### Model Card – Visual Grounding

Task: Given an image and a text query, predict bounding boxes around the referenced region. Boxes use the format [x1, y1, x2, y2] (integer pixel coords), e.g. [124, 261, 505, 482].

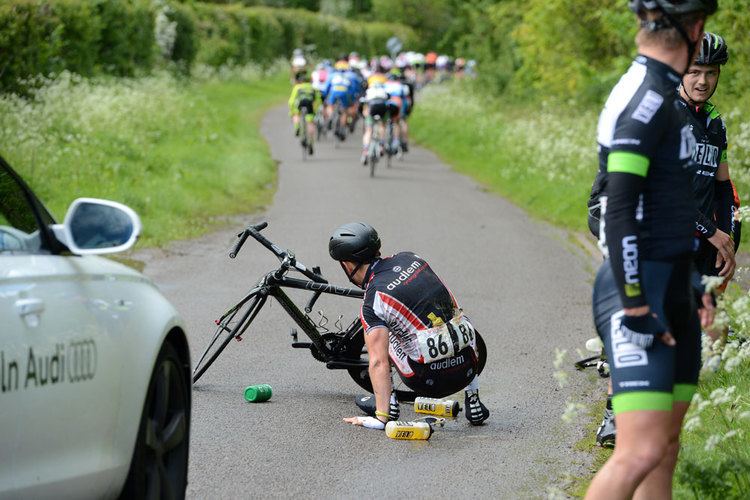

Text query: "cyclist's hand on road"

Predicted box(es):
[708, 229, 735, 277]
[699, 293, 716, 330]
[343, 416, 385, 430]
[619, 312, 673, 348]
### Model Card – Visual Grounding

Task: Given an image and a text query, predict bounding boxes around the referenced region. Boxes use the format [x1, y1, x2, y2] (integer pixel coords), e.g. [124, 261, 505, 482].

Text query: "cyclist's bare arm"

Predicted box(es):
[365, 327, 391, 419]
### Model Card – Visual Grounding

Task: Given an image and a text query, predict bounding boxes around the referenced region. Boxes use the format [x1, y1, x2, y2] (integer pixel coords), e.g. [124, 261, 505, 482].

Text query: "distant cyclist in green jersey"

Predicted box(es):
[586, 1, 717, 499]
[288, 72, 321, 156]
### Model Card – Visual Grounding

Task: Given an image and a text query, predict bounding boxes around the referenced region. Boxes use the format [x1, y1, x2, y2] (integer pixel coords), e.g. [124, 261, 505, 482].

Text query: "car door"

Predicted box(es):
[0, 164, 123, 498]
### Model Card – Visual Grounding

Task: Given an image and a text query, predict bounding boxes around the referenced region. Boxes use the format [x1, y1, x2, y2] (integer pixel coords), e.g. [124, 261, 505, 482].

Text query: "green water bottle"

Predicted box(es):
[244, 384, 272, 402]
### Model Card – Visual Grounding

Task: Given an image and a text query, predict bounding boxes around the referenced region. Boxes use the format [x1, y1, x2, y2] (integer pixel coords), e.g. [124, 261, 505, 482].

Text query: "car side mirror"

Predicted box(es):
[51, 198, 142, 255]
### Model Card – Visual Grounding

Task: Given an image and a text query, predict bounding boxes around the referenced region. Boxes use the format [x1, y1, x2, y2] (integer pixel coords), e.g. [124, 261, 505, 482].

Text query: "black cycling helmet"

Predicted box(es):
[329, 222, 381, 262]
[696, 32, 729, 65]
[628, 0, 717, 16]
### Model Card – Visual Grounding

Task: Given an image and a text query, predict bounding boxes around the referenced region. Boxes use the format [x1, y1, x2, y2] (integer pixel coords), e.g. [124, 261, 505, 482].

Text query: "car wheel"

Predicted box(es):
[120, 341, 190, 500]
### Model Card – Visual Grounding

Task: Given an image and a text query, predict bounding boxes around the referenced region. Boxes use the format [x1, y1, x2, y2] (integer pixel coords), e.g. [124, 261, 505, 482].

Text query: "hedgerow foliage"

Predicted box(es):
[0, 0, 415, 92]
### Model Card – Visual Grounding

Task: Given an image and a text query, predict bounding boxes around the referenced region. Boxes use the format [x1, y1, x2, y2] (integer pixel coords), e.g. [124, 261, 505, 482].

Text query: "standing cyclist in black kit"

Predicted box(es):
[588, 30, 739, 448]
[586, 1, 716, 499]
[678, 31, 740, 325]
[328, 222, 490, 430]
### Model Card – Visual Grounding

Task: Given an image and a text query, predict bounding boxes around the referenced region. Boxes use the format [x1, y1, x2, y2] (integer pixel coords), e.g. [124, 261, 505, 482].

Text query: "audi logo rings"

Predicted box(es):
[66, 339, 97, 382]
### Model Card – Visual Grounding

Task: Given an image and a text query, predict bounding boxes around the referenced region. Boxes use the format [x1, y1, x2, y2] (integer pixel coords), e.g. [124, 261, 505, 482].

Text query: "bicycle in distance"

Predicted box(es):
[192, 221, 488, 401]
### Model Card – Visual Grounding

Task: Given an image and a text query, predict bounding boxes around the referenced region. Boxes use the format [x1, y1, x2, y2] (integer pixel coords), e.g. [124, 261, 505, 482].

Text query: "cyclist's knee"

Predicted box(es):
[610, 440, 669, 481]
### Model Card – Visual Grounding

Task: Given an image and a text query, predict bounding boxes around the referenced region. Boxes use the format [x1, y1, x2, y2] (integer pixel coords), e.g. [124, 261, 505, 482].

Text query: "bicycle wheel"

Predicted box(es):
[385, 122, 393, 168]
[300, 110, 310, 161]
[192, 292, 265, 383]
[368, 140, 377, 178]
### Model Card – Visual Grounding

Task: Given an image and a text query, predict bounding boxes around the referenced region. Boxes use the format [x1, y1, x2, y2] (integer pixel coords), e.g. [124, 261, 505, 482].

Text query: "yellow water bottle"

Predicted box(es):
[414, 397, 460, 417]
[385, 421, 433, 441]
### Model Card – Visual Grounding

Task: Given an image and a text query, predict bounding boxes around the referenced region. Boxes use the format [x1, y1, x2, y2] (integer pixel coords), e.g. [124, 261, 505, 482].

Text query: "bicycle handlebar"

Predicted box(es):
[229, 221, 328, 284]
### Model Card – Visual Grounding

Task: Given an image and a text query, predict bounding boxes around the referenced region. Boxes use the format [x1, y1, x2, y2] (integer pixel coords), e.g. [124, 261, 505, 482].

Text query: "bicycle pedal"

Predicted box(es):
[291, 342, 313, 349]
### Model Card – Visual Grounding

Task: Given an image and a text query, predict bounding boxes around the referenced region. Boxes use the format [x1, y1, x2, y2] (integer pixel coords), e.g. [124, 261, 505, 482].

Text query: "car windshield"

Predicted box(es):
[0, 165, 43, 253]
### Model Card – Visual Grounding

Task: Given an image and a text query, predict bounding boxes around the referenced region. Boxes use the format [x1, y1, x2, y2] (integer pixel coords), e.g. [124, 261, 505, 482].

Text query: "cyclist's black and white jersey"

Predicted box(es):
[360, 252, 460, 376]
[595, 55, 697, 308]
[677, 98, 728, 221]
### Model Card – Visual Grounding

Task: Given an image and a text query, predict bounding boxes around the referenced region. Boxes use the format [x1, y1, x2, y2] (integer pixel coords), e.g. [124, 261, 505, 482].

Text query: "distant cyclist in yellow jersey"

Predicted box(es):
[288, 72, 321, 155]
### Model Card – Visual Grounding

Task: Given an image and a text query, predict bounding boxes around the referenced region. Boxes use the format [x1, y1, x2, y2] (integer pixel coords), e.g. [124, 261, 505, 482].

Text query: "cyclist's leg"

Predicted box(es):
[400, 102, 410, 151]
[362, 105, 373, 163]
[362, 104, 372, 147]
[304, 110, 315, 153]
[587, 261, 687, 499]
[339, 96, 349, 131]
[292, 111, 301, 136]
[634, 260, 699, 499]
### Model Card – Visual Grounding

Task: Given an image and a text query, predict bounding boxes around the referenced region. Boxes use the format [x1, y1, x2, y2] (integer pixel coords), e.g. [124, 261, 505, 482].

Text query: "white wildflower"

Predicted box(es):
[683, 415, 701, 432]
[709, 386, 736, 405]
[553, 370, 569, 388]
[561, 402, 587, 424]
[704, 434, 721, 452]
[154, 4, 177, 60]
[703, 354, 722, 373]
[701, 275, 726, 294]
[553, 348, 567, 370]
[722, 429, 739, 441]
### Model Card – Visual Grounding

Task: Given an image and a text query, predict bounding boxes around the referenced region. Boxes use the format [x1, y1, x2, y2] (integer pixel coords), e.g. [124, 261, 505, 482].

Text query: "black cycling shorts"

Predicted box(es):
[368, 100, 387, 120]
[297, 98, 313, 116]
[593, 259, 700, 414]
[386, 101, 400, 119]
[399, 346, 477, 398]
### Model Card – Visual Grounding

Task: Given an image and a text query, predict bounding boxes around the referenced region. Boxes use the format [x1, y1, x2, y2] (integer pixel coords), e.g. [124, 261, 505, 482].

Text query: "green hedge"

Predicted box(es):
[0, 0, 415, 92]
[0, 0, 158, 90]
[191, 4, 416, 67]
[445, 0, 750, 104]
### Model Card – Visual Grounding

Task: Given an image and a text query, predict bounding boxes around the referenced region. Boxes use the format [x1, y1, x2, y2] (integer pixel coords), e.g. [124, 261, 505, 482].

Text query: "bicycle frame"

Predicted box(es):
[253, 274, 363, 357]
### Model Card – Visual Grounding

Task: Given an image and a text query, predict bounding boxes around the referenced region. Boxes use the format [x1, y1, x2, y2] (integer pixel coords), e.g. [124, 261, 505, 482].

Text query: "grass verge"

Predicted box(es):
[0, 68, 288, 246]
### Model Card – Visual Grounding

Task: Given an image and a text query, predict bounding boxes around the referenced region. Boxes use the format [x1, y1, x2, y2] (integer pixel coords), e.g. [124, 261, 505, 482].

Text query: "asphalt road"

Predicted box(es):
[136, 106, 598, 498]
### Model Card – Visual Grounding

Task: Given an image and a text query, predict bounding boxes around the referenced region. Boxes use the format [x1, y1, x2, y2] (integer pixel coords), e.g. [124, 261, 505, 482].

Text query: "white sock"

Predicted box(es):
[464, 375, 480, 393]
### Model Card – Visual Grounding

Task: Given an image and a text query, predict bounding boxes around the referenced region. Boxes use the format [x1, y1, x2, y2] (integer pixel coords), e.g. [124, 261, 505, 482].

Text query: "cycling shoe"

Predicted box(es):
[355, 394, 399, 420]
[355, 394, 376, 416]
[465, 390, 490, 425]
[596, 407, 616, 447]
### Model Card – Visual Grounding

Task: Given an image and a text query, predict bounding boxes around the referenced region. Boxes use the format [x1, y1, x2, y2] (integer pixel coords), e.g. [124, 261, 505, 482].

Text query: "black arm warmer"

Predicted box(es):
[714, 179, 734, 235]
[695, 209, 717, 238]
[605, 171, 647, 309]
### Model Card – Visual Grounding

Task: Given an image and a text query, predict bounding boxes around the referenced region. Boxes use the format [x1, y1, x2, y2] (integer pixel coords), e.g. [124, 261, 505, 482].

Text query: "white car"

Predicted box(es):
[0, 156, 191, 499]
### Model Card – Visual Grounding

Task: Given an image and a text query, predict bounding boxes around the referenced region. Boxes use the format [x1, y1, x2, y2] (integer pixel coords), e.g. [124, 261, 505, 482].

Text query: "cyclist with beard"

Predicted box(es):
[329, 222, 490, 430]
[586, 1, 716, 498]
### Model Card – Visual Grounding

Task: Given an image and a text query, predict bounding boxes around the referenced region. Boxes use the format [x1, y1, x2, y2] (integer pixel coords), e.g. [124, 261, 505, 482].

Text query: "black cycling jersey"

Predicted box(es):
[678, 98, 730, 233]
[360, 252, 459, 376]
[595, 55, 698, 308]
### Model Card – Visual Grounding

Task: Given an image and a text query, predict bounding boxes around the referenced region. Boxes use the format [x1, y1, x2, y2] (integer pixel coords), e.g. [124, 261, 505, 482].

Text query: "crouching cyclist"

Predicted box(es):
[329, 222, 490, 430]
[288, 72, 321, 155]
